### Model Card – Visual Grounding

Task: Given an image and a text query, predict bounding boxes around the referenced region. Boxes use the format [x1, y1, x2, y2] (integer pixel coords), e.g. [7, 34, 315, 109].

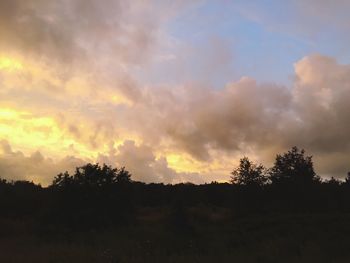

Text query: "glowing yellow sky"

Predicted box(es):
[0, 58, 23, 71]
[0, 105, 222, 173]
[0, 107, 91, 157]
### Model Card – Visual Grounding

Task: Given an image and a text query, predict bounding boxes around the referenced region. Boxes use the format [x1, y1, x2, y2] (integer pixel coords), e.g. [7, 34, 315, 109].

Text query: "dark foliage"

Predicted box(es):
[45, 163, 134, 229]
[230, 157, 267, 186]
[0, 147, 349, 227]
[52, 163, 131, 189]
[269, 146, 320, 186]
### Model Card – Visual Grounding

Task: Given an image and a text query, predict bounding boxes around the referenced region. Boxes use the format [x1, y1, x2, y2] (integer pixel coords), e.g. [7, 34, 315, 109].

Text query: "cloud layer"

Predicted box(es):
[0, 1, 350, 184]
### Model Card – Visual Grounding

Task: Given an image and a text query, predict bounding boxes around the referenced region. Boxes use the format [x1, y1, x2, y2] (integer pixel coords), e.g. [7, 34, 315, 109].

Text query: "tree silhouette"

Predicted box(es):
[73, 163, 118, 187]
[326, 176, 341, 186]
[269, 146, 319, 186]
[345, 172, 350, 185]
[49, 163, 134, 228]
[116, 167, 132, 184]
[52, 171, 72, 188]
[230, 157, 267, 186]
[51, 163, 131, 189]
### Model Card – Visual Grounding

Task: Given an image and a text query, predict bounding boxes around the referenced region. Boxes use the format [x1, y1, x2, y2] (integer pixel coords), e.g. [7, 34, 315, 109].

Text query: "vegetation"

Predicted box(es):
[230, 156, 267, 186]
[269, 146, 320, 185]
[1, 146, 350, 262]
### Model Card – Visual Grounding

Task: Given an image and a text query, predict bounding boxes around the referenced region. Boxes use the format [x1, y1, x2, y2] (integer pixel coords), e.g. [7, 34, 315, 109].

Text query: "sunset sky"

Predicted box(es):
[1, 0, 350, 185]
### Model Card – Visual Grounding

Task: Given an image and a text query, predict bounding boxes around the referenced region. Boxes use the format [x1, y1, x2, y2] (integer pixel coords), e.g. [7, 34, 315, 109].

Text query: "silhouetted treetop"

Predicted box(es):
[326, 176, 341, 186]
[230, 157, 267, 186]
[51, 163, 131, 189]
[115, 167, 132, 184]
[269, 146, 319, 185]
[345, 172, 350, 185]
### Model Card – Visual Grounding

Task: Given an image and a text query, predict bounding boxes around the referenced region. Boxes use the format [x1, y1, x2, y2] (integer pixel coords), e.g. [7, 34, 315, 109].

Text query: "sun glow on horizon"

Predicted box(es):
[0, 107, 100, 159]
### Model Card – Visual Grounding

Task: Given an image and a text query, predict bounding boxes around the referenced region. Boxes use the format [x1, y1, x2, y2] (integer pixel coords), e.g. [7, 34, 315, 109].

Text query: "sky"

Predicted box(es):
[1, 0, 350, 185]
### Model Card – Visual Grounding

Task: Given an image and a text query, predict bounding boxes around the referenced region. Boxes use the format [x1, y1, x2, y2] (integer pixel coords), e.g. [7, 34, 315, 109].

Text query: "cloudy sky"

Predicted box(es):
[1, 0, 350, 185]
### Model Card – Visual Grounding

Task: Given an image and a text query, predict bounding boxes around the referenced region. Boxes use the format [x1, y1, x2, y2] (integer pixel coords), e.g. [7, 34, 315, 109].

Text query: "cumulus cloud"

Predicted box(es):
[0, 0, 157, 65]
[123, 77, 291, 160]
[289, 55, 350, 152]
[289, 55, 350, 176]
[1, 54, 350, 182]
[98, 140, 203, 184]
[0, 140, 85, 185]
[117, 54, 350, 178]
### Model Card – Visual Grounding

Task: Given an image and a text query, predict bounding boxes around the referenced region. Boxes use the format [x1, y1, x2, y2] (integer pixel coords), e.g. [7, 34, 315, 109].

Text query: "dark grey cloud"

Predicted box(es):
[125, 77, 292, 161]
[0, 0, 156, 65]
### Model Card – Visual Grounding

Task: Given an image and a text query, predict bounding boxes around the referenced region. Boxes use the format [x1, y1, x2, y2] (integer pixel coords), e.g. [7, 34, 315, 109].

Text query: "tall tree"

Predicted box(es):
[230, 157, 267, 186]
[269, 146, 319, 185]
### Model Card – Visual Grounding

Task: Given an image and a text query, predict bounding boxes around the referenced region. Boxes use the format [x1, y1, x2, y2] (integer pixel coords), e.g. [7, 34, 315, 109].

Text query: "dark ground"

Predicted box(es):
[2, 208, 350, 263]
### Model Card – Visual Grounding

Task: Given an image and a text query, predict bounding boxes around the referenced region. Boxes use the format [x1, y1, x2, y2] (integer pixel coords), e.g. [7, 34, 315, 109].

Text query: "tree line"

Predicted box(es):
[231, 146, 321, 186]
[0, 146, 350, 230]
